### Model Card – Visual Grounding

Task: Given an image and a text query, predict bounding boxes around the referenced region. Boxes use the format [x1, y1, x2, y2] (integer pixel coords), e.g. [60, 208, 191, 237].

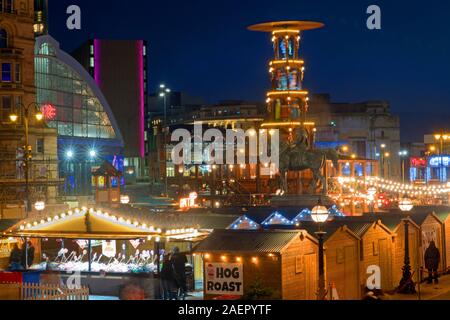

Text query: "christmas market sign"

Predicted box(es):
[205, 263, 243, 296]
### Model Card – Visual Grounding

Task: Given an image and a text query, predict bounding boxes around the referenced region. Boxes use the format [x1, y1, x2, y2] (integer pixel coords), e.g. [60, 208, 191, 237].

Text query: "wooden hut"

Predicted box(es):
[340, 220, 395, 292]
[193, 229, 320, 300]
[428, 207, 450, 273]
[376, 215, 421, 286]
[300, 221, 361, 300]
[390, 208, 446, 276]
[92, 162, 122, 207]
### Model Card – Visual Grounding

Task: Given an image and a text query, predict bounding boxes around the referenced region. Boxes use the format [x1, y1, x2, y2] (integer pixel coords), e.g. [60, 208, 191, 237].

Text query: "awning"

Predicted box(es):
[2, 207, 205, 241]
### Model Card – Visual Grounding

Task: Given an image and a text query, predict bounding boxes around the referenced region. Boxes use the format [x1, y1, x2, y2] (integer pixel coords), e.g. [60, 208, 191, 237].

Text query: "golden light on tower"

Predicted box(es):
[248, 21, 324, 130]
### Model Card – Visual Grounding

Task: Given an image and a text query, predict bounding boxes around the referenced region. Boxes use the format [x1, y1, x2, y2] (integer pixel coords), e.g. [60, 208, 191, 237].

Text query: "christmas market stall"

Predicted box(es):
[298, 221, 362, 300]
[374, 215, 421, 287]
[333, 220, 395, 292]
[434, 207, 450, 272]
[392, 208, 446, 276]
[193, 229, 320, 300]
[1, 207, 210, 297]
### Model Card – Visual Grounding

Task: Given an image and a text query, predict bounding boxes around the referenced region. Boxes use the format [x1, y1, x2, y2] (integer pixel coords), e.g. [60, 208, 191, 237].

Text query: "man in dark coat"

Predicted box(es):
[170, 247, 188, 300]
[21, 241, 35, 269]
[424, 241, 441, 284]
[8, 244, 23, 271]
[160, 254, 176, 300]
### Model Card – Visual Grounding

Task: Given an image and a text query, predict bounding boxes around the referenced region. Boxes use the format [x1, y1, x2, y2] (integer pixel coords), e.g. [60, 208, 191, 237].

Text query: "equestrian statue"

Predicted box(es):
[277, 128, 339, 195]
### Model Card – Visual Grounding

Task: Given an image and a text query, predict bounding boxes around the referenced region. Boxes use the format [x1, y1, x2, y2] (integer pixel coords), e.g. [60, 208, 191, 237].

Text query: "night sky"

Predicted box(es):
[47, 0, 450, 141]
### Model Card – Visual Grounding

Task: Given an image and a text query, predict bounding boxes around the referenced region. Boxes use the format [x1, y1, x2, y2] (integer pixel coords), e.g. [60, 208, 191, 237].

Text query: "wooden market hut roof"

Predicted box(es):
[193, 229, 316, 254]
[92, 161, 122, 177]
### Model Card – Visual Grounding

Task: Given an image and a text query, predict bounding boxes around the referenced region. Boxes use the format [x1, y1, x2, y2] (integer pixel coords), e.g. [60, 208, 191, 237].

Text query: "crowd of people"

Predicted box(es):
[160, 246, 188, 300]
[8, 241, 35, 271]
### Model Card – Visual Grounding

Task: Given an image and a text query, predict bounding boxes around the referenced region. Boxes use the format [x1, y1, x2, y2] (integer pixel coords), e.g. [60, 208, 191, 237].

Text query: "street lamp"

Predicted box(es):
[434, 133, 448, 182]
[9, 102, 44, 216]
[399, 150, 409, 184]
[159, 84, 171, 198]
[34, 201, 45, 212]
[398, 197, 416, 294]
[311, 198, 330, 300]
[120, 195, 130, 205]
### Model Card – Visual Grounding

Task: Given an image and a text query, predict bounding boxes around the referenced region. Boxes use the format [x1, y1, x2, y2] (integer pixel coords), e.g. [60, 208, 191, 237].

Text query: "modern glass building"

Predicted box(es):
[35, 35, 124, 196]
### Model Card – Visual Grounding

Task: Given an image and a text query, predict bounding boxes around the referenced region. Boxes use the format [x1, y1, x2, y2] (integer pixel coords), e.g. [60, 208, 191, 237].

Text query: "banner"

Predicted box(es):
[205, 262, 243, 296]
[102, 240, 117, 258]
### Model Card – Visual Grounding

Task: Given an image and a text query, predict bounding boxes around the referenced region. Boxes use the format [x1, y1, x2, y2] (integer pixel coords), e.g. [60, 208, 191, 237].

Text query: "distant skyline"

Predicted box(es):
[47, 0, 450, 141]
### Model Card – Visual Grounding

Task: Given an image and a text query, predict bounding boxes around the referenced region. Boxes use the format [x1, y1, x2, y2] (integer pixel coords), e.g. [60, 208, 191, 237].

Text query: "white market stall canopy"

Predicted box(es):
[2, 207, 204, 241]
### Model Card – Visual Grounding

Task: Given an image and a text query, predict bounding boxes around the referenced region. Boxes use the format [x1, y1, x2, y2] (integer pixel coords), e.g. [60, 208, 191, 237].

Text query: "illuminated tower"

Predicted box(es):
[34, 0, 48, 36]
[248, 21, 324, 134]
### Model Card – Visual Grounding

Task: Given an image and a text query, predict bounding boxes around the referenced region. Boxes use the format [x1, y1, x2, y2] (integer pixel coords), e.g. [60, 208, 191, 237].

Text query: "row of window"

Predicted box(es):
[0, 0, 13, 14]
[1, 62, 21, 83]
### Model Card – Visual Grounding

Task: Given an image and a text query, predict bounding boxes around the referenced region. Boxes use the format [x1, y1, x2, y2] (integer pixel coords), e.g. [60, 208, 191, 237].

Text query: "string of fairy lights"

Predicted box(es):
[337, 176, 450, 197]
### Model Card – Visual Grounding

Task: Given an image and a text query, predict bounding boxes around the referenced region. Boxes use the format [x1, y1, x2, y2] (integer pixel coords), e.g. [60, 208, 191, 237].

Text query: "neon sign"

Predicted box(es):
[41, 103, 57, 120]
[429, 156, 450, 167]
[180, 192, 198, 209]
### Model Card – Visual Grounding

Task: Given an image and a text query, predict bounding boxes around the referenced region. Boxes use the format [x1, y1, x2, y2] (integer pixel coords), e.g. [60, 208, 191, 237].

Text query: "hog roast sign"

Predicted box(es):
[205, 262, 243, 296]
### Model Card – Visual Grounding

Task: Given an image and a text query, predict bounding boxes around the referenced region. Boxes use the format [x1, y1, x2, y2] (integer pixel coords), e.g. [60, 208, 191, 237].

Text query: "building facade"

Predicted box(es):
[0, 0, 59, 218]
[34, 35, 124, 196]
[72, 39, 148, 181]
[309, 94, 401, 180]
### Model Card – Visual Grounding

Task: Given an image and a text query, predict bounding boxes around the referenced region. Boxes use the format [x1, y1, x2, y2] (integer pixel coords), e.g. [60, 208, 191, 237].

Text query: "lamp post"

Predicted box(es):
[398, 197, 416, 294]
[311, 198, 330, 300]
[399, 150, 409, 184]
[10, 102, 44, 216]
[380, 144, 386, 178]
[434, 133, 448, 182]
[159, 85, 171, 198]
[367, 187, 377, 214]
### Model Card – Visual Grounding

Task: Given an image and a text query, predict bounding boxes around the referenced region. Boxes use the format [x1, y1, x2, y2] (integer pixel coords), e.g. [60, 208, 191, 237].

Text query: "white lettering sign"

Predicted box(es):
[205, 263, 243, 296]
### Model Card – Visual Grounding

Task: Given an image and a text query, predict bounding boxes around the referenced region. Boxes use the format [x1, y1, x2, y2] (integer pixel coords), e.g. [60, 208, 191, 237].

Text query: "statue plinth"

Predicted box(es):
[270, 195, 335, 207]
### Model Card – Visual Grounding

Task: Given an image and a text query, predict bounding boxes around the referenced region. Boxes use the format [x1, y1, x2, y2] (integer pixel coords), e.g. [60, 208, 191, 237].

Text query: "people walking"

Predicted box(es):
[424, 241, 441, 284]
[160, 254, 176, 300]
[170, 247, 188, 300]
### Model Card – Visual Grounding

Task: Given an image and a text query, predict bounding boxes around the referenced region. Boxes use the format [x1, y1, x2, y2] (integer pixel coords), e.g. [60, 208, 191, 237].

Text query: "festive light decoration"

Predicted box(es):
[337, 176, 450, 197]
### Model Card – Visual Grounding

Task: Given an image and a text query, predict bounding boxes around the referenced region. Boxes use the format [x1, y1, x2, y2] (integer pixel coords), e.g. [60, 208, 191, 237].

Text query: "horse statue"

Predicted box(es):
[277, 128, 339, 195]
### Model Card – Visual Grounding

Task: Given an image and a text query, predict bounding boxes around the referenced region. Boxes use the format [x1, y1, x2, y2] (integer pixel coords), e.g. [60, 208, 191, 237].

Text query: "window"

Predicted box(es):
[89, 57, 94, 68]
[5, 0, 12, 13]
[90, 45, 94, 55]
[2, 63, 12, 82]
[36, 138, 45, 154]
[0, 28, 7, 48]
[15, 64, 20, 83]
[1, 95, 11, 122]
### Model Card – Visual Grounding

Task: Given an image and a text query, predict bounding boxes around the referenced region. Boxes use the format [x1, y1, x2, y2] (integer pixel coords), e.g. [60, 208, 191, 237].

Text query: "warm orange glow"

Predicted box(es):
[35, 112, 44, 121]
[236, 257, 242, 262]
[204, 254, 210, 259]
[252, 257, 258, 264]
[9, 114, 18, 122]
[270, 59, 304, 66]
[272, 30, 301, 35]
[267, 90, 308, 97]
[261, 122, 315, 128]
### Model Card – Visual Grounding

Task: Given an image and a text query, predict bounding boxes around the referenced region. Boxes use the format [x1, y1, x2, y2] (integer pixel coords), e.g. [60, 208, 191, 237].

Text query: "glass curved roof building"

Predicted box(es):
[35, 35, 124, 195]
